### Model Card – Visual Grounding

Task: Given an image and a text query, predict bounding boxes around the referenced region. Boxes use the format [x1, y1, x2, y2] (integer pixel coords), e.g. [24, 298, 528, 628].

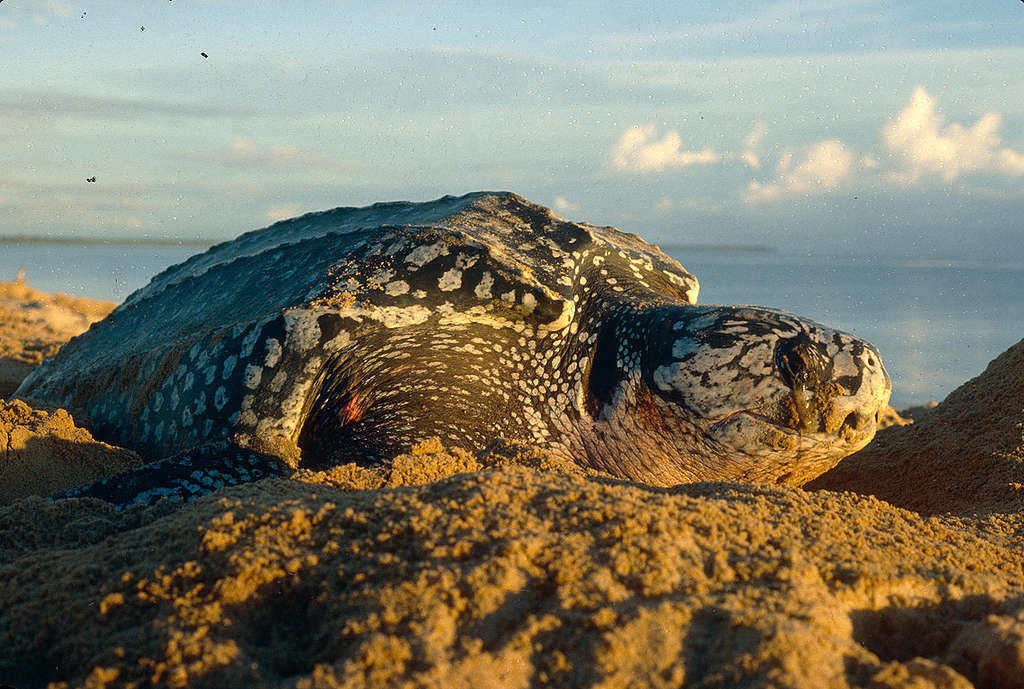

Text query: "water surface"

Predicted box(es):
[3, 242, 1020, 409]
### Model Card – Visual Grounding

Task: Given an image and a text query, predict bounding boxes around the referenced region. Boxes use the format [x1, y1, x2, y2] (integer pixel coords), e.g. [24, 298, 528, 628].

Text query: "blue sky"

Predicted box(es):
[3, 1, 1023, 257]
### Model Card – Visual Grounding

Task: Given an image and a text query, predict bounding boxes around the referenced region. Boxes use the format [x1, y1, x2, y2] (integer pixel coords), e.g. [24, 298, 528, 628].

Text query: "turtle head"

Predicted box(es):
[581, 304, 891, 485]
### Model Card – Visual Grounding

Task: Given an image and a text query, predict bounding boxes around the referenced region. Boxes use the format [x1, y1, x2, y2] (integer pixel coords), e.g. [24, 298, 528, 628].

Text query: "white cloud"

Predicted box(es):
[553, 196, 581, 214]
[41, 0, 72, 13]
[611, 122, 763, 174]
[186, 137, 353, 172]
[231, 136, 255, 154]
[745, 139, 855, 202]
[231, 137, 299, 162]
[265, 204, 301, 223]
[0, 1, 72, 28]
[883, 86, 1024, 183]
[745, 122, 768, 150]
[611, 125, 719, 173]
[744, 87, 1024, 202]
[269, 144, 300, 158]
[740, 151, 760, 169]
[739, 122, 768, 169]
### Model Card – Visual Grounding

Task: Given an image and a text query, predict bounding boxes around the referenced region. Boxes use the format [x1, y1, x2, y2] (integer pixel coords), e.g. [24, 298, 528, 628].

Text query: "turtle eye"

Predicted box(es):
[774, 336, 813, 390]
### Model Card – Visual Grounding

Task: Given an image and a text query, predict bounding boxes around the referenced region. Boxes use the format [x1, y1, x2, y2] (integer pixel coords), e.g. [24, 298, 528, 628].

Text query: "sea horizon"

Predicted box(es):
[3, 241, 1021, 411]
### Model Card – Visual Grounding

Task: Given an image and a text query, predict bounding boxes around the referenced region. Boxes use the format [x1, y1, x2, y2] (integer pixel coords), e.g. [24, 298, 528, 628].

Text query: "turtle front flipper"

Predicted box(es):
[56, 441, 292, 509]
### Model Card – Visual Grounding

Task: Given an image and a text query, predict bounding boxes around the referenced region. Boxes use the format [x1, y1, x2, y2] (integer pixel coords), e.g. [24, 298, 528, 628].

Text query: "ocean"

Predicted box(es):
[3, 242, 1021, 410]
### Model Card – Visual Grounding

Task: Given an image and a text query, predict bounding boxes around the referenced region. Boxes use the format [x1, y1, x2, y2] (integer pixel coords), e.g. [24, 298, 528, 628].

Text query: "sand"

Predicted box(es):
[1, 281, 1023, 689]
[0, 280, 115, 399]
[0, 400, 143, 504]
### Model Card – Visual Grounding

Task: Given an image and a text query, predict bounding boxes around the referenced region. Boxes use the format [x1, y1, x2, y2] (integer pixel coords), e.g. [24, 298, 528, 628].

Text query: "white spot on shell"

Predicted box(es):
[264, 338, 282, 367]
[475, 271, 494, 299]
[243, 364, 263, 390]
[833, 351, 857, 377]
[438, 268, 462, 291]
[652, 363, 683, 392]
[405, 241, 449, 267]
[284, 310, 322, 353]
[385, 280, 410, 296]
[672, 338, 699, 359]
[269, 370, 288, 392]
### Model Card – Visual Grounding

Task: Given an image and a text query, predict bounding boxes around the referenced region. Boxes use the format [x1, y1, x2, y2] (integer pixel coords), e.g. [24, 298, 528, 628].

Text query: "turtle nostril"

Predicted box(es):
[843, 411, 861, 430]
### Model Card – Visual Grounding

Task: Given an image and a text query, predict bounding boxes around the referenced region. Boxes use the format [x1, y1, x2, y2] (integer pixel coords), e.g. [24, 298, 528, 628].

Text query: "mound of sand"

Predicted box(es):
[0, 399, 142, 504]
[0, 280, 116, 399]
[3, 457, 1024, 689]
[1, 285, 1024, 689]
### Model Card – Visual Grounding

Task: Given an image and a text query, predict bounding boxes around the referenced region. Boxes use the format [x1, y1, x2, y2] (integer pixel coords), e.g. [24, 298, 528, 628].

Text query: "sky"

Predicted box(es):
[3, 1, 1024, 258]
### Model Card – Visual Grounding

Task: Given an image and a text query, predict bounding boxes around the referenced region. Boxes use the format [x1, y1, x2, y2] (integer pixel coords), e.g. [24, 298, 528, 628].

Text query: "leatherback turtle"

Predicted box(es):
[16, 192, 890, 507]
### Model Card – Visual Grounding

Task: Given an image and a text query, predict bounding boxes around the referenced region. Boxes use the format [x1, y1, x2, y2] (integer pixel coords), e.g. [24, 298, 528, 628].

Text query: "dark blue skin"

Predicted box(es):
[61, 443, 289, 505]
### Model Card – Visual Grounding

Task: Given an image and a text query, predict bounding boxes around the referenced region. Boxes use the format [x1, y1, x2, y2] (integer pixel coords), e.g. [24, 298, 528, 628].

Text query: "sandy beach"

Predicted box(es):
[1, 281, 1023, 689]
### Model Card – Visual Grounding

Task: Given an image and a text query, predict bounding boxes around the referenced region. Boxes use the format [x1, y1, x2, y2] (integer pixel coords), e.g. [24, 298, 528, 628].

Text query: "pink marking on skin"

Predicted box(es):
[338, 394, 367, 425]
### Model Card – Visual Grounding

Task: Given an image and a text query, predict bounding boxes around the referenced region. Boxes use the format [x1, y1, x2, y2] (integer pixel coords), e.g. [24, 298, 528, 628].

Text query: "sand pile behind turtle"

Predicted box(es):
[809, 337, 1024, 516]
[0, 280, 116, 399]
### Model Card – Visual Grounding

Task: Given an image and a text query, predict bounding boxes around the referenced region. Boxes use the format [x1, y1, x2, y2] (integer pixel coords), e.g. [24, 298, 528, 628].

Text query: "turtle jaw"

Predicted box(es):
[704, 405, 881, 451]
[700, 384, 891, 485]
